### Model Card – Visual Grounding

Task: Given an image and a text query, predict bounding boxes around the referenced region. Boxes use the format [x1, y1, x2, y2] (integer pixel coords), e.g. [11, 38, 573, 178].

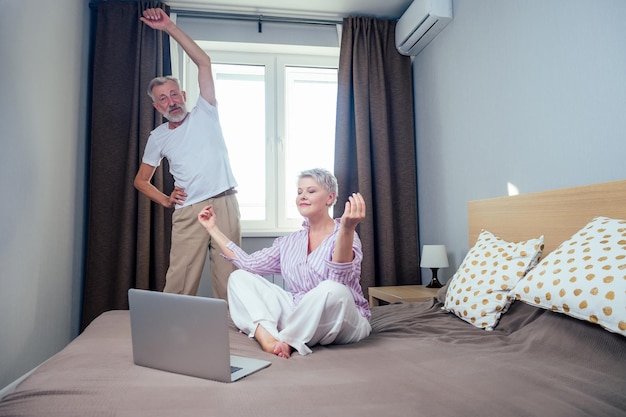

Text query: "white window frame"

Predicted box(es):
[178, 42, 339, 235]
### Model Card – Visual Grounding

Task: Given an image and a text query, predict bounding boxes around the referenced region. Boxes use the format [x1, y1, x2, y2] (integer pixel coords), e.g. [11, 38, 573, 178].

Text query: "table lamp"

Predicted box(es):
[420, 245, 449, 288]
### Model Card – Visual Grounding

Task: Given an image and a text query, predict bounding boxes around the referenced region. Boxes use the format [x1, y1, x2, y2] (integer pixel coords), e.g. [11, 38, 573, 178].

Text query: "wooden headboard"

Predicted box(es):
[468, 179, 626, 256]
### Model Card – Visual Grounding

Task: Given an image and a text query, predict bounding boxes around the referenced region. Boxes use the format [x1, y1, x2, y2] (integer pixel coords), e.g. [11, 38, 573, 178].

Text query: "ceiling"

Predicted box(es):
[166, 0, 414, 21]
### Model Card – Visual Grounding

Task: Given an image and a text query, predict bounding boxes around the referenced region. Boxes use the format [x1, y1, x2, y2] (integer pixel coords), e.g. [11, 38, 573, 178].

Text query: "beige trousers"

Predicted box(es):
[163, 193, 241, 299]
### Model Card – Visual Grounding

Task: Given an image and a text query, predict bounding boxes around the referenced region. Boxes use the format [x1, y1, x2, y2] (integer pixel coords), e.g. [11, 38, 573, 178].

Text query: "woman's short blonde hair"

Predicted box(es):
[298, 168, 338, 206]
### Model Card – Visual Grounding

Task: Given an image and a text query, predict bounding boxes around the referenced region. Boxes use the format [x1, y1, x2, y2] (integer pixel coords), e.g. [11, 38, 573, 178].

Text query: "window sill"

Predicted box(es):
[242, 229, 296, 238]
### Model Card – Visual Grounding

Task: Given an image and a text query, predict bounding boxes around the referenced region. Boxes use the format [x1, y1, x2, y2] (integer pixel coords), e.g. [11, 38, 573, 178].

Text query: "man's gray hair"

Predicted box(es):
[147, 75, 180, 101]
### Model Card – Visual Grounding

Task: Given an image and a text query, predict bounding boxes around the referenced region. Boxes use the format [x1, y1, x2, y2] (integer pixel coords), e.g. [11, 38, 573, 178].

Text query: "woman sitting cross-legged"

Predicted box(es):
[197, 168, 372, 358]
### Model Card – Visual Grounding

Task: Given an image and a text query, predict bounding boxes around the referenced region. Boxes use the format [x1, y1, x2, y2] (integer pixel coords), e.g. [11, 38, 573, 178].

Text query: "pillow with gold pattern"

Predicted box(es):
[444, 230, 544, 330]
[509, 216, 626, 337]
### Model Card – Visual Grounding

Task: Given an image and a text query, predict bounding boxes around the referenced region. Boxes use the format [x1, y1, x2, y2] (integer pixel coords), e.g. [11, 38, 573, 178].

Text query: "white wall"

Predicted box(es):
[414, 0, 626, 281]
[0, 0, 88, 391]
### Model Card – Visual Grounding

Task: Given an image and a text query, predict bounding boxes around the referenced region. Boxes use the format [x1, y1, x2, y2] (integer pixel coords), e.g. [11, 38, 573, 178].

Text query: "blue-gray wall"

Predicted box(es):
[0, 0, 89, 391]
[415, 0, 626, 281]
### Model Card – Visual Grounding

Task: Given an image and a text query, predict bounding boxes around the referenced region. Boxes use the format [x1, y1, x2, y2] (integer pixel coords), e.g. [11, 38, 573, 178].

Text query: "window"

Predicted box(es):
[181, 47, 339, 234]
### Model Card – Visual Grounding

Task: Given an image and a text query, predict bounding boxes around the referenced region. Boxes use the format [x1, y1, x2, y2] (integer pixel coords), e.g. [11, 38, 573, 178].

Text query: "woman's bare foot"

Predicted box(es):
[254, 324, 293, 359]
[273, 341, 292, 358]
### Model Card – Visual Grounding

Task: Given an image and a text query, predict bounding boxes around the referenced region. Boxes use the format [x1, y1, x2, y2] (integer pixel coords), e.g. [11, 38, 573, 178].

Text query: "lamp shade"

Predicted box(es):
[420, 245, 449, 268]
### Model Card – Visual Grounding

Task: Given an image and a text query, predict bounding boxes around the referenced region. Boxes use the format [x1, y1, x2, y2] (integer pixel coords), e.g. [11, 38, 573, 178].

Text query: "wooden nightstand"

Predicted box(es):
[368, 285, 440, 306]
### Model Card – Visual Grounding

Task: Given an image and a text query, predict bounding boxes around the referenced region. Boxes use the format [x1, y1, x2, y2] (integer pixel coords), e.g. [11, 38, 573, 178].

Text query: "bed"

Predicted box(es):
[1, 180, 625, 417]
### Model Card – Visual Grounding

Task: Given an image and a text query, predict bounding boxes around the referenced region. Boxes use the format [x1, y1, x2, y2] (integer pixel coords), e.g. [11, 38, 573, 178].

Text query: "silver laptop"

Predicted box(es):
[128, 288, 271, 382]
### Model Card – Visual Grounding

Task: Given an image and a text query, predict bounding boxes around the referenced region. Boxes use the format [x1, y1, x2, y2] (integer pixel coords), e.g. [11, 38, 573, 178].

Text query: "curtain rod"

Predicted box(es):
[89, 0, 165, 9]
[171, 9, 343, 27]
[87, 2, 343, 28]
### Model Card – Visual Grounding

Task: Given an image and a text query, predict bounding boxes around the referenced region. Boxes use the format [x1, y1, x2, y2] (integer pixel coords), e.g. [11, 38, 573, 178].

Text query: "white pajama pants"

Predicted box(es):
[227, 270, 372, 355]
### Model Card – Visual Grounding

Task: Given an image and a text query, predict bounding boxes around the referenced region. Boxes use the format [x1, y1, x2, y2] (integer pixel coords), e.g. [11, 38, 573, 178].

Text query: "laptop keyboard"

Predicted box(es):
[230, 366, 243, 374]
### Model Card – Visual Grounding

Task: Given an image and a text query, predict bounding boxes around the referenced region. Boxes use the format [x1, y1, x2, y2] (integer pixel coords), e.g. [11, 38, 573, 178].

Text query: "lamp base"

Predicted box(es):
[425, 268, 443, 288]
[425, 277, 443, 288]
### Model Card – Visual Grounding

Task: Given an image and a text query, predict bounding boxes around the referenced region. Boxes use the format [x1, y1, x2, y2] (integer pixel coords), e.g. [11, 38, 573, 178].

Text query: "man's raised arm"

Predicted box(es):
[140, 8, 216, 105]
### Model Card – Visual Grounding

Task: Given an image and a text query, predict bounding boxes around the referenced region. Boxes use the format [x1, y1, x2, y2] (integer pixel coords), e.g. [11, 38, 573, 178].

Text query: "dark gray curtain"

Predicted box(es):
[82, 0, 172, 330]
[334, 17, 420, 296]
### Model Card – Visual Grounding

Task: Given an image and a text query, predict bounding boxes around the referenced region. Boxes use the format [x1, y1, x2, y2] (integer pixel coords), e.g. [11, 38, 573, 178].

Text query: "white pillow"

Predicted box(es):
[444, 230, 544, 330]
[509, 216, 626, 337]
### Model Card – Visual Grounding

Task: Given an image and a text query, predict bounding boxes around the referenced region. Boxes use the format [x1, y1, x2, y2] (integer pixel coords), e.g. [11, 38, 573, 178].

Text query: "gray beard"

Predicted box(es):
[163, 104, 188, 123]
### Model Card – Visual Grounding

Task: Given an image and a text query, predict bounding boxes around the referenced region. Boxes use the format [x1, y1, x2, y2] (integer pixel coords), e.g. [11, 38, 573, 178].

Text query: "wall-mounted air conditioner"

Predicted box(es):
[395, 0, 453, 56]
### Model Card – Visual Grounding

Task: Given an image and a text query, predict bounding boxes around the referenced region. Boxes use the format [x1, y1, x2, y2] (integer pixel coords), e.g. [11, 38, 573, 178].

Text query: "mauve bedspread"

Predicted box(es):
[1, 299, 625, 417]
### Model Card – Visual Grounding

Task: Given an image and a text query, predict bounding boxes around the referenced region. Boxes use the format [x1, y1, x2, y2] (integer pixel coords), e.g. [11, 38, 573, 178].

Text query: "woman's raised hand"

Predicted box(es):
[197, 205, 217, 232]
[340, 192, 366, 230]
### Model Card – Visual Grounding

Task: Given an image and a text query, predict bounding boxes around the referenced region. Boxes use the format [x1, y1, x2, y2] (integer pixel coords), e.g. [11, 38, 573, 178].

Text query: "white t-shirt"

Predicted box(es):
[142, 96, 237, 208]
